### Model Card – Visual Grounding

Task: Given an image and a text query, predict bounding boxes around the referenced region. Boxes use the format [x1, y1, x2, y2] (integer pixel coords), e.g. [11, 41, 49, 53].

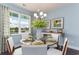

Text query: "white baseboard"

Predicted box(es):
[68, 45, 79, 50]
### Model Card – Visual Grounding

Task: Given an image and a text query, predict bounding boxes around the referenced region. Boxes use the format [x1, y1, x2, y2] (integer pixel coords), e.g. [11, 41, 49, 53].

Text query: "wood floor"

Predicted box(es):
[57, 46, 79, 55]
[66, 48, 79, 55]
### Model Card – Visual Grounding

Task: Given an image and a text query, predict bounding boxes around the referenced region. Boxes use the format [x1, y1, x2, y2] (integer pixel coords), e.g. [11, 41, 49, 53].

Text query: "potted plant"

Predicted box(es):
[32, 19, 47, 39]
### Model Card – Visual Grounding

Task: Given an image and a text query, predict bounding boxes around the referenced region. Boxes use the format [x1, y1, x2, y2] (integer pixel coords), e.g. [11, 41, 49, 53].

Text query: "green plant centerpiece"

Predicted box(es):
[32, 19, 47, 39]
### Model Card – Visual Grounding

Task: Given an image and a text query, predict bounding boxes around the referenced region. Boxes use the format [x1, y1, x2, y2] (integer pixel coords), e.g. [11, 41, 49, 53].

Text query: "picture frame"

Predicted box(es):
[51, 17, 64, 29]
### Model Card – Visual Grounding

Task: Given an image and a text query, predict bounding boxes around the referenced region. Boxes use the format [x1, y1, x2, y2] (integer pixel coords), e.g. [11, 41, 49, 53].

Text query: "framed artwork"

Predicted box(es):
[51, 17, 64, 29]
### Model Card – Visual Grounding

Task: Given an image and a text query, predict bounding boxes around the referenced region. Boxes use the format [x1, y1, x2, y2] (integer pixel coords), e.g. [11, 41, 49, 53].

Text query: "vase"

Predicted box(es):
[36, 29, 42, 40]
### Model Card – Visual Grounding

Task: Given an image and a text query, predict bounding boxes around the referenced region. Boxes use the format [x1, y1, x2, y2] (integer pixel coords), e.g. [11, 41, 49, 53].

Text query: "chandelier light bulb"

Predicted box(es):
[40, 11, 43, 16]
[44, 13, 47, 17]
[34, 13, 37, 17]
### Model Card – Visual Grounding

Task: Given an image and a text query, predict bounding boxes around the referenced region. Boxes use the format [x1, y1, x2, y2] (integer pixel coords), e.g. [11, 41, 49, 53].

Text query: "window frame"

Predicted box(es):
[9, 10, 31, 35]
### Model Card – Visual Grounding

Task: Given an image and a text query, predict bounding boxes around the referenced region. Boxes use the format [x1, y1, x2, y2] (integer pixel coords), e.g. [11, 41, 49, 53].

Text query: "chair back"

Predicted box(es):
[22, 45, 47, 55]
[6, 37, 14, 54]
[62, 37, 68, 55]
[51, 34, 59, 41]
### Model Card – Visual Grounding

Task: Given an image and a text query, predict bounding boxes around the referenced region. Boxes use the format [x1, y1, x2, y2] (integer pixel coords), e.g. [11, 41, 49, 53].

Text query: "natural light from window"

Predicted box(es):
[9, 11, 31, 34]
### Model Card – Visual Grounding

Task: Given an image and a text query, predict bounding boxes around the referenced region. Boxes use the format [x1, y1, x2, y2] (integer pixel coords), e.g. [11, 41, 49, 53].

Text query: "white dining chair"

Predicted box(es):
[6, 37, 22, 55]
[47, 37, 68, 55]
[46, 33, 59, 48]
[11, 35, 22, 48]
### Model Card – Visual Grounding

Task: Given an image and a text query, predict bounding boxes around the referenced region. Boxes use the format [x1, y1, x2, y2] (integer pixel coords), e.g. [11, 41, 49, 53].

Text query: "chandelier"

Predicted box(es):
[34, 9, 47, 19]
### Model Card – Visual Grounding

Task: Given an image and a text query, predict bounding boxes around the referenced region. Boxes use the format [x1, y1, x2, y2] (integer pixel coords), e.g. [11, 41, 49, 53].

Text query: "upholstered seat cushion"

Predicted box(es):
[14, 43, 21, 48]
[47, 48, 62, 55]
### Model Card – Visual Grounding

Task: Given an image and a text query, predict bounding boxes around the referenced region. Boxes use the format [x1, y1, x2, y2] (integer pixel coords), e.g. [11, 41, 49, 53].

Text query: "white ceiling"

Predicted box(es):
[16, 3, 68, 12]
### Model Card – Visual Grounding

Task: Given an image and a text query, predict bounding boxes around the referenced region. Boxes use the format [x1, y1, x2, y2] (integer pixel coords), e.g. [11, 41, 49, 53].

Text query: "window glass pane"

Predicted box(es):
[20, 15, 30, 33]
[10, 12, 18, 17]
[10, 12, 19, 34]
[21, 15, 29, 19]
[10, 27, 19, 34]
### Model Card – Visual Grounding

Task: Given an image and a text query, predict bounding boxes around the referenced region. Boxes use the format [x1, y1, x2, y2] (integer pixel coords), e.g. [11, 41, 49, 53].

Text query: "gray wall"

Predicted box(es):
[47, 4, 79, 50]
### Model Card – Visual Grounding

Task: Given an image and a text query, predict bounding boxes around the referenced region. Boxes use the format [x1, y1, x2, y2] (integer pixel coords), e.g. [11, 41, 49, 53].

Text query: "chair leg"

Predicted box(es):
[57, 35, 60, 49]
[57, 42, 59, 49]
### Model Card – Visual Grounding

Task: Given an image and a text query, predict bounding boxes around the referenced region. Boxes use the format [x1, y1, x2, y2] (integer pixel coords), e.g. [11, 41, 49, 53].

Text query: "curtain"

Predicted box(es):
[0, 4, 10, 53]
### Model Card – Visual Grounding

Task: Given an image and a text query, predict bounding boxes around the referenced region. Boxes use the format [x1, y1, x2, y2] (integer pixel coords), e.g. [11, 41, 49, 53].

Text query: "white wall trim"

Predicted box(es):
[68, 45, 79, 50]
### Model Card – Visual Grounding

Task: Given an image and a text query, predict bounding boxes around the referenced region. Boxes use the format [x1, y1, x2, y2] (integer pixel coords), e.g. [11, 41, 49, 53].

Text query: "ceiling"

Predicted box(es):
[16, 3, 68, 12]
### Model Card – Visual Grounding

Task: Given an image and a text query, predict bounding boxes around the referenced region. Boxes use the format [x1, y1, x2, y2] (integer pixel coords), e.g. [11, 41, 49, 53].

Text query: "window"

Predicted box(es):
[9, 11, 31, 34]
[20, 15, 30, 33]
[10, 12, 19, 34]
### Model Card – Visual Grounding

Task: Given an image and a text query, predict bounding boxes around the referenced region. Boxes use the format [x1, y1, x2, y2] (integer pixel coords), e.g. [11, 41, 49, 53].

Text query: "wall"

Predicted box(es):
[47, 4, 79, 50]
